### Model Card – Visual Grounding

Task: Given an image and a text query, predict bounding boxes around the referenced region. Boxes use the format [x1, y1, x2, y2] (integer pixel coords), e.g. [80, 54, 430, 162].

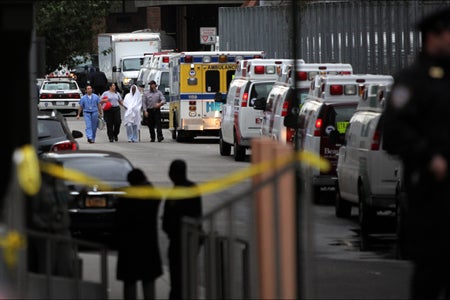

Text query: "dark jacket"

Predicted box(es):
[162, 160, 202, 240]
[115, 185, 162, 281]
[382, 52, 450, 258]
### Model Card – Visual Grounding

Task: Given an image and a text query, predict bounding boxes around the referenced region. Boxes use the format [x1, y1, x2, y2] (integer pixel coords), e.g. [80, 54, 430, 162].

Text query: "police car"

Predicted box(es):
[38, 67, 83, 115]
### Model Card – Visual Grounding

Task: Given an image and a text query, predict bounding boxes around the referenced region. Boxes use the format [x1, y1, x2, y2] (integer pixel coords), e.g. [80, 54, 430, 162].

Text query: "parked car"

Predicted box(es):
[38, 74, 83, 115]
[335, 83, 399, 238]
[39, 150, 135, 242]
[37, 110, 83, 156]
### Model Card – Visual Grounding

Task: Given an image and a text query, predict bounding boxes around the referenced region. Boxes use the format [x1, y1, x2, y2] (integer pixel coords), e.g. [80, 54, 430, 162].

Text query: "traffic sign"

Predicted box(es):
[200, 27, 217, 45]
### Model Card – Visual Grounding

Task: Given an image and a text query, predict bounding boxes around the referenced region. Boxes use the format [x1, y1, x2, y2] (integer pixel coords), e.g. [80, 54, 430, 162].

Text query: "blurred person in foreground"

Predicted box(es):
[115, 168, 162, 299]
[123, 84, 142, 143]
[162, 159, 203, 299]
[382, 7, 450, 300]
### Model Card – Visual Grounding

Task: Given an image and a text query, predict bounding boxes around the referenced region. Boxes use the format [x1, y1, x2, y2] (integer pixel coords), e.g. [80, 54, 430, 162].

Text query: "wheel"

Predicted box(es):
[358, 183, 376, 237]
[219, 132, 231, 156]
[335, 184, 352, 218]
[176, 131, 185, 142]
[234, 134, 246, 161]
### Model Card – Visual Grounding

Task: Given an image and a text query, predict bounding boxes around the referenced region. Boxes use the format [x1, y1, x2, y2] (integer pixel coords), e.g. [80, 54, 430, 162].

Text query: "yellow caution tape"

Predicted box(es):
[0, 230, 26, 268]
[39, 150, 330, 200]
[14, 145, 41, 196]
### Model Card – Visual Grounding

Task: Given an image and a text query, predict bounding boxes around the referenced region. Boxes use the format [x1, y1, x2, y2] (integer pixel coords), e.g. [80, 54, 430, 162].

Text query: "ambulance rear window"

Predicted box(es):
[205, 70, 220, 92]
[323, 104, 357, 134]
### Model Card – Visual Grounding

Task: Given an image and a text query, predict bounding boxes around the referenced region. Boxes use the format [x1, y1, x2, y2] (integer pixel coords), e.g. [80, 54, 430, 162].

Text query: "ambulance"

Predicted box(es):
[297, 74, 394, 202]
[169, 51, 265, 142]
[220, 58, 293, 161]
[254, 61, 353, 145]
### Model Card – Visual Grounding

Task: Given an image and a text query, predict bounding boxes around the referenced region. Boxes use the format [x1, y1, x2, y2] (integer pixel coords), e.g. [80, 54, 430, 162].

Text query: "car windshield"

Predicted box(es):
[37, 119, 65, 139]
[123, 58, 144, 71]
[43, 82, 78, 90]
[60, 157, 133, 182]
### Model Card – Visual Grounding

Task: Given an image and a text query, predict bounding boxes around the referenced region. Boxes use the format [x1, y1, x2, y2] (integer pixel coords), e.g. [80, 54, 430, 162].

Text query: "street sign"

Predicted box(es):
[200, 27, 217, 45]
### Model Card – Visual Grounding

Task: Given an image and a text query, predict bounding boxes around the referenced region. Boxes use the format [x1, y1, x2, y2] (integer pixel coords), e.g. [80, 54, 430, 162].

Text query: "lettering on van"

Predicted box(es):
[206, 102, 222, 113]
[323, 148, 339, 156]
[205, 64, 237, 70]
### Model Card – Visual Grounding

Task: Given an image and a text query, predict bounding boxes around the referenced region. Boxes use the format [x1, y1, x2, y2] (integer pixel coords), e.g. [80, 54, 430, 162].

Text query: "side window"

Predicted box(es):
[227, 85, 237, 105]
[205, 70, 220, 92]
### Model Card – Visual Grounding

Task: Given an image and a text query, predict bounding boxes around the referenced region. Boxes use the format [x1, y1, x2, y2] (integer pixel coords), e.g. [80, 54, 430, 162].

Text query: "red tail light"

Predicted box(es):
[296, 71, 308, 81]
[50, 140, 78, 152]
[371, 130, 381, 150]
[162, 56, 169, 63]
[242, 92, 248, 107]
[341, 71, 352, 75]
[330, 85, 343, 95]
[254, 66, 264, 74]
[314, 118, 322, 136]
[184, 55, 193, 63]
[281, 100, 289, 117]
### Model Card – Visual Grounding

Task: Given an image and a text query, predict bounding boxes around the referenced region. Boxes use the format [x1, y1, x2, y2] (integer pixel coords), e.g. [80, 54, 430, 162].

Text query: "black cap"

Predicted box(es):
[417, 7, 450, 34]
[149, 80, 156, 85]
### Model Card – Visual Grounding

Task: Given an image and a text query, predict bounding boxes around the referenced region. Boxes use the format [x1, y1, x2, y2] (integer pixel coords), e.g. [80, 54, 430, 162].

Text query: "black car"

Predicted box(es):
[37, 110, 83, 155]
[39, 150, 135, 241]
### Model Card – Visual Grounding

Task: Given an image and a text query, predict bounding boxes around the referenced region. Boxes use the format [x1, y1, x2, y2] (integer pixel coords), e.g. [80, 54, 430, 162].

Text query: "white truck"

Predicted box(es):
[97, 32, 162, 95]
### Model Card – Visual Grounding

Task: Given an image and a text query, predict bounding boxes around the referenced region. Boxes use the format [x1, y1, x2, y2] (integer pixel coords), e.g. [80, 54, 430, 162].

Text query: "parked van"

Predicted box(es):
[297, 74, 394, 202]
[220, 58, 292, 161]
[255, 62, 353, 145]
[335, 82, 400, 235]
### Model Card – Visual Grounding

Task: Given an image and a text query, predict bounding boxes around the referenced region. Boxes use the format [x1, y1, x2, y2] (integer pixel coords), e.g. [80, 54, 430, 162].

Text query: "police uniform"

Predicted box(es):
[382, 7, 450, 300]
[142, 81, 166, 142]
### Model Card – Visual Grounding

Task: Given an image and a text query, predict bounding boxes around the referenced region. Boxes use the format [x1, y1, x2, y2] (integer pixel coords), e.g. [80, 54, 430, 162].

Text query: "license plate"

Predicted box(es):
[85, 197, 106, 207]
[56, 101, 65, 106]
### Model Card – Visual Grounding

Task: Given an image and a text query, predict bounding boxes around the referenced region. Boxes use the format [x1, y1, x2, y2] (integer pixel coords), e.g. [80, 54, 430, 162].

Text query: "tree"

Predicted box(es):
[35, 0, 116, 73]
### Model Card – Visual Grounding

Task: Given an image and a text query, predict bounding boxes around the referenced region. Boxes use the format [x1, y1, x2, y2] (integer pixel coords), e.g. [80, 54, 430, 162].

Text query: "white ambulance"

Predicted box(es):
[220, 58, 293, 161]
[335, 82, 400, 235]
[298, 74, 394, 203]
[255, 61, 353, 145]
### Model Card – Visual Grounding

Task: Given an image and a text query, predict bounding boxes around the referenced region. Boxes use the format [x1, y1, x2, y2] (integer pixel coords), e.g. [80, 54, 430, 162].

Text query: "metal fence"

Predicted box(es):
[219, 0, 450, 75]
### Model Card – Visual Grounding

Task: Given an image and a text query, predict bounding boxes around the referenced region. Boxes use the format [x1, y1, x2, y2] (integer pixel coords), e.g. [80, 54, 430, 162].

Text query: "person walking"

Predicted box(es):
[382, 7, 450, 300]
[76, 85, 102, 143]
[115, 168, 162, 300]
[90, 67, 108, 96]
[123, 84, 142, 143]
[162, 159, 203, 300]
[142, 80, 166, 142]
[101, 82, 126, 142]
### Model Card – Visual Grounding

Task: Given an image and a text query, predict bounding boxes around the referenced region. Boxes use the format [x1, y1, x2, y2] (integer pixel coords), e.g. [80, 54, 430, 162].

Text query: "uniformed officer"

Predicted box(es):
[382, 7, 450, 300]
[142, 80, 166, 142]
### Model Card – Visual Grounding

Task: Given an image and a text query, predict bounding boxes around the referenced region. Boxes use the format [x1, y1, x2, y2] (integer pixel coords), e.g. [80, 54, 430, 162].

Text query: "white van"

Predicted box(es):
[220, 58, 292, 161]
[335, 83, 400, 235]
[256, 62, 353, 145]
[297, 74, 394, 202]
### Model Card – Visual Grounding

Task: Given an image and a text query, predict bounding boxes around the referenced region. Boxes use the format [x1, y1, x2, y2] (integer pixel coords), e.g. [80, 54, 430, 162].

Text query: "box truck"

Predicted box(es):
[97, 32, 161, 94]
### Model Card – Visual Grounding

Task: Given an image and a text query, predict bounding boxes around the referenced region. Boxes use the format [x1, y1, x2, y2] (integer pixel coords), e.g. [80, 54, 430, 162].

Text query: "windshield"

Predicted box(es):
[123, 58, 144, 71]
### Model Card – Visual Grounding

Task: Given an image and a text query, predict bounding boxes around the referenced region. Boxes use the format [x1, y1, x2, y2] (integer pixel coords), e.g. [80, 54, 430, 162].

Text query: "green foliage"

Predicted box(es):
[36, 0, 112, 73]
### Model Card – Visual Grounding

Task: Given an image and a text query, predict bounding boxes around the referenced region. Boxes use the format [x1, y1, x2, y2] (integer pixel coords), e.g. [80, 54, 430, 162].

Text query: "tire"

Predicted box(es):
[234, 136, 246, 161]
[335, 184, 352, 218]
[358, 183, 376, 237]
[219, 132, 231, 156]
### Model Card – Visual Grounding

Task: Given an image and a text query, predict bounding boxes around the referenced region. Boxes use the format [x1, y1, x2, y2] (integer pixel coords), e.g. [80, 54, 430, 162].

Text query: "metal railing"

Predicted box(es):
[25, 229, 108, 299]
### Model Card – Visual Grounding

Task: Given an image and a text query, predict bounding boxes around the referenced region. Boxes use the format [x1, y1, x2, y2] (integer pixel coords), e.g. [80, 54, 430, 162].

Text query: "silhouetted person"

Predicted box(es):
[91, 67, 108, 96]
[115, 168, 162, 300]
[382, 7, 450, 300]
[162, 159, 202, 299]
